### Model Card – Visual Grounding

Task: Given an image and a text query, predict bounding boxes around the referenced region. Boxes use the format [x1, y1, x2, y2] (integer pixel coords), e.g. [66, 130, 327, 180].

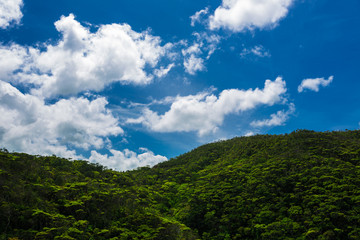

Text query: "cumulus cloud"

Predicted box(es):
[0, 0, 23, 29]
[298, 76, 333, 93]
[5, 14, 172, 98]
[128, 77, 287, 136]
[0, 80, 123, 158]
[240, 45, 271, 58]
[209, 0, 293, 32]
[251, 103, 295, 127]
[89, 148, 167, 171]
[0, 44, 28, 80]
[190, 7, 209, 27]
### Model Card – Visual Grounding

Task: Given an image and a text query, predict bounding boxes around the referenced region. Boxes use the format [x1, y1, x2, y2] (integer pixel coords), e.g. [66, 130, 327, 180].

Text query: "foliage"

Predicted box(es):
[1, 130, 360, 239]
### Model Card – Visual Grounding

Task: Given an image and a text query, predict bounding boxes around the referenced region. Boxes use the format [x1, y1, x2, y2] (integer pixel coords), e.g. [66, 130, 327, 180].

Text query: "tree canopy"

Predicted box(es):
[1, 130, 360, 239]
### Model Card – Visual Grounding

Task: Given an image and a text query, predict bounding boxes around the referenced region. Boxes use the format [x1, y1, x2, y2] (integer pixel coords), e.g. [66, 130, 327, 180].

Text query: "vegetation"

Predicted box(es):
[1, 130, 360, 239]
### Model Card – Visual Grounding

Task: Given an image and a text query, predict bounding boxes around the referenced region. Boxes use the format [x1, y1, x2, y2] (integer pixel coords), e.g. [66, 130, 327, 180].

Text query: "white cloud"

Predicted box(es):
[193, 32, 221, 59]
[0, 44, 28, 81]
[154, 63, 175, 78]
[251, 103, 295, 127]
[190, 7, 209, 27]
[209, 0, 293, 32]
[183, 54, 205, 75]
[245, 131, 255, 137]
[128, 77, 287, 136]
[6, 14, 172, 98]
[182, 43, 202, 56]
[0, 80, 123, 158]
[298, 76, 333, 93]
[0, 0, 23, 29]
[89, 148, 167, 171]
[182, 43, 205, 75]
[240, 45, 271, 58]
[181, 33, 221, 75]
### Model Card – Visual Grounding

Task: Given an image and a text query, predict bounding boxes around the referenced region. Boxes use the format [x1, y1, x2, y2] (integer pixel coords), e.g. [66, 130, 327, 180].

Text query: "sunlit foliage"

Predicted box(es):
[1, 130, 360, 239]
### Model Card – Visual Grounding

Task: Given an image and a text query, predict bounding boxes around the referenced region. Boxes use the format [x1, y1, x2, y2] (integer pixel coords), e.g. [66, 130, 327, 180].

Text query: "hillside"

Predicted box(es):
[1, 130, 360, 239]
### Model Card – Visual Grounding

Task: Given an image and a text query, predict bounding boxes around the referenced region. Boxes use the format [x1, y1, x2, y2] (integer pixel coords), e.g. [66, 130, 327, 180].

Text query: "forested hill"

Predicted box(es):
[1, 130, 360, 239]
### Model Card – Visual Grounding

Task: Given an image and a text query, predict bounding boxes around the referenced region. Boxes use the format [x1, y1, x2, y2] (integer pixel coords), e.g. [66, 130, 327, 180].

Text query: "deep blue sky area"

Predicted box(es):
[0, 0, 359, 170]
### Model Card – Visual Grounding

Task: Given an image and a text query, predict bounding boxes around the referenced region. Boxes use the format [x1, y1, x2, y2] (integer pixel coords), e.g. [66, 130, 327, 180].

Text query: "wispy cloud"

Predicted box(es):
[181, 42, 206, 75]
[251, 103, 295, 127]
[244, 131, 256, 137]
[298, 76, 333, 93]
[154, 63, 175, 78]
[183, 54, 205, 75]
[181, 33, 221, 75]
[240, 45, 271, 58]
[190, 7, 209, 27]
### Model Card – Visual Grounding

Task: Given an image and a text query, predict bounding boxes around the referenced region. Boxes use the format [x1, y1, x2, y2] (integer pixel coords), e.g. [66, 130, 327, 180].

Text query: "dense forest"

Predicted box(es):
[1, 130, 360, 239]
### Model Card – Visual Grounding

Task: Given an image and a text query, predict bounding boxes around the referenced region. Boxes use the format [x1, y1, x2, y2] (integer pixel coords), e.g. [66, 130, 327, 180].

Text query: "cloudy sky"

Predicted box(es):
[0, 0, 359, 171]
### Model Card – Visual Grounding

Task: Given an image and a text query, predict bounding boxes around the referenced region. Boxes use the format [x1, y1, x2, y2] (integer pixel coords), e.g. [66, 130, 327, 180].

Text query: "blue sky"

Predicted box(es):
[0, 0, 359, 170]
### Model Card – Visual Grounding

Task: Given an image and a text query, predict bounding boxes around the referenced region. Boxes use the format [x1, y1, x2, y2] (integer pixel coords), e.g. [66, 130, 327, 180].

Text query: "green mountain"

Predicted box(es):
[1, 130, 360, 239]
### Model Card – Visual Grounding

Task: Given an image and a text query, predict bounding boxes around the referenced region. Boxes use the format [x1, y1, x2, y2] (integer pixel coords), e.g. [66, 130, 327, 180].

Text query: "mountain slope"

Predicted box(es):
[1, 130, 360, 239]
[145, 130, 360, 239]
